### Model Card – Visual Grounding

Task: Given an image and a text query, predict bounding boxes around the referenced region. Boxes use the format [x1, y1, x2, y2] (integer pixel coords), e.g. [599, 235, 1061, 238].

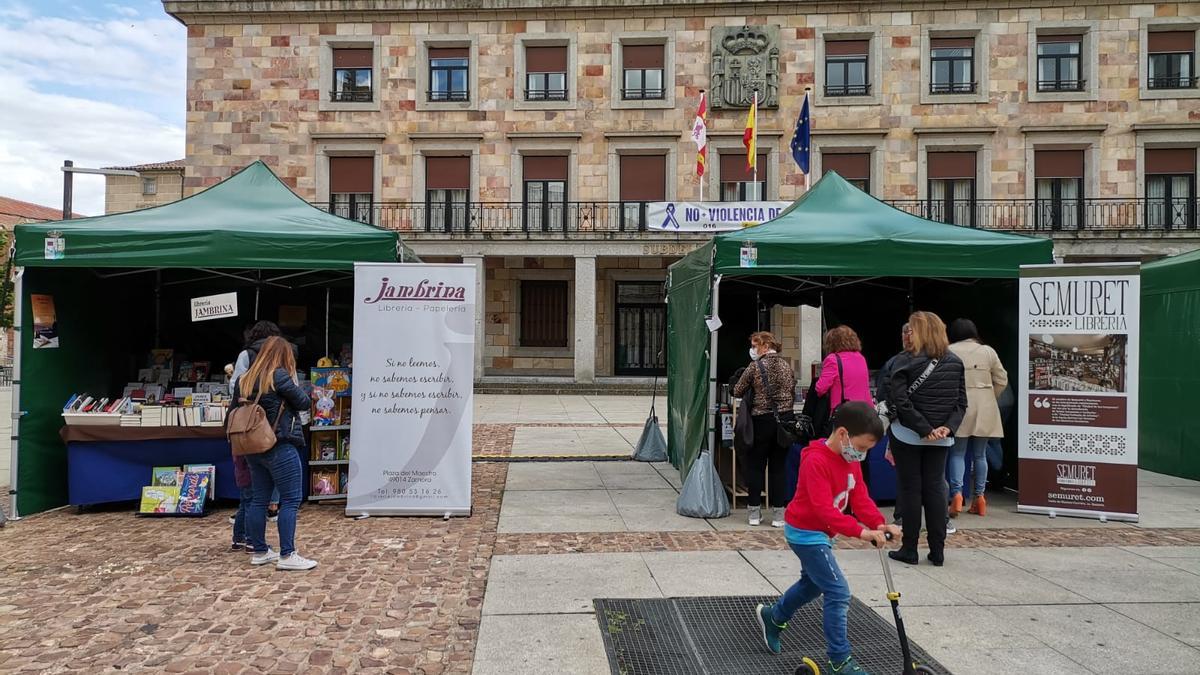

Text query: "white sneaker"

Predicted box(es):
[227, 515, 235, 525]
[748, 506, 762, 526]
[771, 507, 786, 528]
[251, 548, 280, 566]
[946, 519, 957, 535]
[276, 552, 318, 571]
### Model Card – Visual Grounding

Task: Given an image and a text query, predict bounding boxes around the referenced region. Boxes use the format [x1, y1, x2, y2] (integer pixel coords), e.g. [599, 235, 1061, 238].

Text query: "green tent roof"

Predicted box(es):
[14, 161, 407, 269]
[710, 172, 1054, 277]
[1143, 247, 1200, 296]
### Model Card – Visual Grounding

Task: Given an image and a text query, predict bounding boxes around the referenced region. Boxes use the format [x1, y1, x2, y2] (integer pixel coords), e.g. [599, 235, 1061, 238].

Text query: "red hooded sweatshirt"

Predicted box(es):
[784, 438, 885, 540]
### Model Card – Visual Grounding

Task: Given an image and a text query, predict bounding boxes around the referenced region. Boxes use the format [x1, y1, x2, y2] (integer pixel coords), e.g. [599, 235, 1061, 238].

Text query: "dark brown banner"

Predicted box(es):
[1028, 394, 1127, 428]
[1018, 459, 1137, 515]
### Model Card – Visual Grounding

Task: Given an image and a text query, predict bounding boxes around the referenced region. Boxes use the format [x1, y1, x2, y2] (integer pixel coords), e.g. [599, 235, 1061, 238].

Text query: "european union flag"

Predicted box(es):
[790, 93, 811, 175]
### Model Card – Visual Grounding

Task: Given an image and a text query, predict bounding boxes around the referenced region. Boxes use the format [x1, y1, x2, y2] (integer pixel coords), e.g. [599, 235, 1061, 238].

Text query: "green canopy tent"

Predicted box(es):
[1140, 249, 1200, 480]
[666, 172, 1055, 478]
[9, 161, 409, 515]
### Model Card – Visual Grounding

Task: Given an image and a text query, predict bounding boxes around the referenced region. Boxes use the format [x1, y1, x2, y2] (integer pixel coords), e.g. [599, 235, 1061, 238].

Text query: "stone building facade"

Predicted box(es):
[102, 160, 186, 215]
[165, 0, 1200, 383]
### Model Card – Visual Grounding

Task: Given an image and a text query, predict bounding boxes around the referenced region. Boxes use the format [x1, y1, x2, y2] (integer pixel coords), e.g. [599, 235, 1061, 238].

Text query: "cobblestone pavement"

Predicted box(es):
[0, 464, 508, 675]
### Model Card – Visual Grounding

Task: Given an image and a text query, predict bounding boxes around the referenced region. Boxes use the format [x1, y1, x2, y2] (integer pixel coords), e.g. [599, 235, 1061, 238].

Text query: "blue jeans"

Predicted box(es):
[245, 444, 303, 556]
[949, 436, 989, 499]
[232, 486, 254, 544]
[771, 542, 852, 664]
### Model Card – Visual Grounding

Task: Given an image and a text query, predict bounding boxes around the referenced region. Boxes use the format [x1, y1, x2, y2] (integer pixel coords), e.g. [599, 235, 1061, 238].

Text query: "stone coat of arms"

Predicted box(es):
[710, 25, 781, 109]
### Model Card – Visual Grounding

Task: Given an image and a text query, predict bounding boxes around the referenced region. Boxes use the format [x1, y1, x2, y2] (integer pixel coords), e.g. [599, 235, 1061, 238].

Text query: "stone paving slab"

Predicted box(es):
[472, 614, 609, 675]
[482, 553, 660, 615]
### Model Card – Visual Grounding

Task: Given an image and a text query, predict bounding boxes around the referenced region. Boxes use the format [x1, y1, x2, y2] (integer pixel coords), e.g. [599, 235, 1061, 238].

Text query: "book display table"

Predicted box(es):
[60, 427, 239, 507]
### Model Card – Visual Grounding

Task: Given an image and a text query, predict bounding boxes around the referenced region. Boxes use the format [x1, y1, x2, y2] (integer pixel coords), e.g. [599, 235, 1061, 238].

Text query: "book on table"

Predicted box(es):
[139, 486, 180, 514]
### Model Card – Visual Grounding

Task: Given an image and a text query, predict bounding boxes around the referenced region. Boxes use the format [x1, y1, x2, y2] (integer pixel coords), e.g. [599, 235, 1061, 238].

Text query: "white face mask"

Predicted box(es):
[749, 347, 761, 361]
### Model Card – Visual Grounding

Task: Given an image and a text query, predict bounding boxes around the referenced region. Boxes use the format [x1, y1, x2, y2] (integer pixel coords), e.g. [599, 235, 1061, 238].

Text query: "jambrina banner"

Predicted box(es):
[1017, 263, 1140, 522]
[348, 263, 476, 517]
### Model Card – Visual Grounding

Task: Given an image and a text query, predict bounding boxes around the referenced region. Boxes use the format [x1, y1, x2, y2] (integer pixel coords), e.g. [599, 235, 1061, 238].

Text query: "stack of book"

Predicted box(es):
[138, 404, 226, 428]
[140, 464, 215, 515]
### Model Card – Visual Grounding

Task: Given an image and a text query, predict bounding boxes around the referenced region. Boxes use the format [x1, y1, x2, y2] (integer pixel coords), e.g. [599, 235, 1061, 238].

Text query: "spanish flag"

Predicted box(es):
[743, 92, 758, 173]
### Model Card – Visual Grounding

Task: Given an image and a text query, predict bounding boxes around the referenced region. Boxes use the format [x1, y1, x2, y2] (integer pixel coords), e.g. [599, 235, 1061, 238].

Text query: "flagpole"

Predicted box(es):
[701, 91, 707, 204]
[752, 91, 758, 200]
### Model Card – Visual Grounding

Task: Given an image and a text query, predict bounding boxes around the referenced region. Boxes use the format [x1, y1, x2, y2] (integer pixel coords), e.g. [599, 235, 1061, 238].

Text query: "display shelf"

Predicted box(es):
[310, 424, 351, 432]
[309, 460, 349, 466]
[308, 493, 347, 501]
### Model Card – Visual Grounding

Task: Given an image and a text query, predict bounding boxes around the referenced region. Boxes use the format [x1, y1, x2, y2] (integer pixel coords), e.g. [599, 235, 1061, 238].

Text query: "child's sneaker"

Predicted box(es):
[748, 506, 762, 526]
[754, 603, 785, 654]
[829, 655, 870, 673]
[771, 507, 786, 528]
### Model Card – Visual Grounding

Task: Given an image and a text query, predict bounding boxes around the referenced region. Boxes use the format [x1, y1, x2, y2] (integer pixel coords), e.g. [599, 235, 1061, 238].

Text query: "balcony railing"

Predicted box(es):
[312, 198, 1200, 236]
[930, 81, 977, 94]
[330, 89, 373, 102]
[525, 89, 569, 101]
[1037, 78, 1087, 92]
[1148, 76, 1199, 90]
[825, 83, 872, 97]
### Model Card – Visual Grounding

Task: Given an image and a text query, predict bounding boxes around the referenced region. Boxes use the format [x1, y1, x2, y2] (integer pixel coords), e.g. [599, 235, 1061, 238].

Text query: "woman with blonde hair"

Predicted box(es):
[733, 330, 797, 527]
[885, 311, 966, 566]
[239, 336, 318, 571]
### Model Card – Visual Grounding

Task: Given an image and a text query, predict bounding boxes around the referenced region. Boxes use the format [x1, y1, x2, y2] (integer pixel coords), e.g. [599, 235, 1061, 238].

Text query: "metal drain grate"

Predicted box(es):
[595, 596, 951, 675]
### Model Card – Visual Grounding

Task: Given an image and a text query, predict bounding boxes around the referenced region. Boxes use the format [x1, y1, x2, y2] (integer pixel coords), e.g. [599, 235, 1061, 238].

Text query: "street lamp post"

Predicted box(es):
[60, 160, 140, 219]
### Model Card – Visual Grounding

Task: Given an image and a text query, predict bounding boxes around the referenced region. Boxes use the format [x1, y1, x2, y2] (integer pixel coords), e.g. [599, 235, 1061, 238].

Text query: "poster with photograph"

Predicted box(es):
[30, 294, 58, 349]
[1018, 264, 1140, 521]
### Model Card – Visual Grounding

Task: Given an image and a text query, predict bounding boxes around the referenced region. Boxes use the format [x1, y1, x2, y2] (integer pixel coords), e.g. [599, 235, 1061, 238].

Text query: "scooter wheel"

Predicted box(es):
[794, 656, 821, 674]
[914, 665, 937, 674]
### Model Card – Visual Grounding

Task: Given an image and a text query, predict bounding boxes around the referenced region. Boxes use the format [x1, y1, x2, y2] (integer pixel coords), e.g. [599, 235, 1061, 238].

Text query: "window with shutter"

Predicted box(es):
[520, 281, 569, 348]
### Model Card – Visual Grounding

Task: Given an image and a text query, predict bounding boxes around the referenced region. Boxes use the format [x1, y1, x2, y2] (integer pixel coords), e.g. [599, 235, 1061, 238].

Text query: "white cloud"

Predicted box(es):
[0, 4, 184, 215]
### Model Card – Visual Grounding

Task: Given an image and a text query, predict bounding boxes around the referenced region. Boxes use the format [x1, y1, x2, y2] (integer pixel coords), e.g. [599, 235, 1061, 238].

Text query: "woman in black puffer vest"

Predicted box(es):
[886, 311, 966, 567]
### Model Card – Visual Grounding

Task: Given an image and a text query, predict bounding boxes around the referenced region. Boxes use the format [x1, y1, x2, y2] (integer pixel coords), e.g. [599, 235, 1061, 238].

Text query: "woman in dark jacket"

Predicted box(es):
[886, 311, 966, 566]
[732, 331, 796, 528]
[238, 336, 317, 571]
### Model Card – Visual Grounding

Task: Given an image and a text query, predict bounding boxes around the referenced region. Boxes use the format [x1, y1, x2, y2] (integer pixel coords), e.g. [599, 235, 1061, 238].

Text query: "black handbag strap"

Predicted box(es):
[834, 354, 846, 405]
[753, 357, 788, 421]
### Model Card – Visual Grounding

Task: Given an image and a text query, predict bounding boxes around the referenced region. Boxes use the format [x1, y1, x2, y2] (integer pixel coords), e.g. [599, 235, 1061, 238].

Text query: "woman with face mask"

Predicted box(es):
[732, 331, 797, 527]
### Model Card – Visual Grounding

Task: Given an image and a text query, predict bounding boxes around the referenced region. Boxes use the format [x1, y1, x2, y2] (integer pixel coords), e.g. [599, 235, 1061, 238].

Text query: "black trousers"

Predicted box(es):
[890, 434, 949, 556]
[742, 414, 788, 508]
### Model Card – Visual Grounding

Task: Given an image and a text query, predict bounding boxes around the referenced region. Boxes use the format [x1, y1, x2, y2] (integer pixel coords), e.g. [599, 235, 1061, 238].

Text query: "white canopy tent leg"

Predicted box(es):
[7, 268, 23, 521]
[707, 274, 722, 463]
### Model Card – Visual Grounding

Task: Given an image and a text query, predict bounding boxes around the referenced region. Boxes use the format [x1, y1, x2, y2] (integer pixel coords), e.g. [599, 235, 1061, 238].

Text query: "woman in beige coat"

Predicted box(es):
[946, 319, 1008, 517]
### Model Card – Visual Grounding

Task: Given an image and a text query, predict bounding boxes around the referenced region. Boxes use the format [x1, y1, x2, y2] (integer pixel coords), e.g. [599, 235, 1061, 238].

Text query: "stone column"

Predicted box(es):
[574, 255, 597, 383]
[799, 304, 823, 387]
[463, 255, 486, 382]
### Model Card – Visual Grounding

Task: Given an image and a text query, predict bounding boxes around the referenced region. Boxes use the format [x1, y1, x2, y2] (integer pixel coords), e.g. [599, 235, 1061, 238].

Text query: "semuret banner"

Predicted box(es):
[347, 263, 476, 517]
[1017, 263, 1140, 521]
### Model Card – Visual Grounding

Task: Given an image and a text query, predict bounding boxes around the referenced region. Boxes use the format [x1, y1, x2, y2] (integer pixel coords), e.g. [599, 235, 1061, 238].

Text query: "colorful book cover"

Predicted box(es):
[316, 436, 338, 461]
[310, 367, 351, 397]
[339, 434, 350, 460]
[151, 466, 182, 487]
[150, 349, 174, 371]
[311, 469, 338, 496]
[193, 362, 211, 383]
[338, 468, 349, 494]
[177, 472, 210, 514]
[140, 486, 180, 514]
[183, 464, 216, 499]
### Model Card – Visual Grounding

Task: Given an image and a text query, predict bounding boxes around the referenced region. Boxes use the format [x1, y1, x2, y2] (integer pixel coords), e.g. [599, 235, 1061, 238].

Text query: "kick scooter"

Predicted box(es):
[794, 533, 935, 675]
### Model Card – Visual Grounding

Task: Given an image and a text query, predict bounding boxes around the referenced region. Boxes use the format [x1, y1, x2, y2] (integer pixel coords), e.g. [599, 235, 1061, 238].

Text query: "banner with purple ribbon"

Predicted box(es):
[647, 201, 791, 232]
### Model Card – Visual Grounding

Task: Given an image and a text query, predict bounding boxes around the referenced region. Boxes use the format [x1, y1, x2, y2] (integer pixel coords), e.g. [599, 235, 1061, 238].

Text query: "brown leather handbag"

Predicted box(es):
[226, 392, 285, 456]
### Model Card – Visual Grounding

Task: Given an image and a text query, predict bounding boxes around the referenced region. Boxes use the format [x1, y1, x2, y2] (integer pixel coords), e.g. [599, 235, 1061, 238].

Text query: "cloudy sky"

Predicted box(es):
[0, 0, 185, 216]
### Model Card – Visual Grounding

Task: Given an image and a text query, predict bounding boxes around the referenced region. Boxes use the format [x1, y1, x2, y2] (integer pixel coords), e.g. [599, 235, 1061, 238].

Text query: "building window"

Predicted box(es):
[1036, 35, 1085, 92]
[142, 176, 157, 195]
[1146, 148, 1197, 229]
[525, 46, 568, 101]
[1034, 150, 1084, 230]
[927, 152, 977, 227]
[619, 155, 666, 230]
[929, 38, 976, 94]
[332, 48, 373, 102]
[429, 48, 469, 102]
[821, 152, 871, 193]
[522, 156, 568, 232]
[329, 156, 374, 224]
[824, 40, 870, 96]
[1148, 31, 1197, 90]
[425, 156, 470, 232]
[520, 280, 569, 348]
[622, 45, 665, 100]
[720, 153, 767, 201]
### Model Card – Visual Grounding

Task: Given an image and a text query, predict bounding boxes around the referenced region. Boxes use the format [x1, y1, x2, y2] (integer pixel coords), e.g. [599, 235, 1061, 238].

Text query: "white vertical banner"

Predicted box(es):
[348, 263, 476, 517]
[1017, 263, 1140, 522]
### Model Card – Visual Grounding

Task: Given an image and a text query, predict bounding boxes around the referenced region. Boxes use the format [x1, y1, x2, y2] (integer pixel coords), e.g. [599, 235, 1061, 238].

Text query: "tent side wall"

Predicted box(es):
[17, 269, 130, 514]
[666, 242, 713, 478]
[1140, 265, 1200, 481]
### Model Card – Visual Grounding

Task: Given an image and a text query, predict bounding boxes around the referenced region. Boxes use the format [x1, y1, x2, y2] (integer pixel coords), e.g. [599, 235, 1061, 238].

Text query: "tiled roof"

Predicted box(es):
[100, 159, 186, 171]
[0, 196, 85, 225]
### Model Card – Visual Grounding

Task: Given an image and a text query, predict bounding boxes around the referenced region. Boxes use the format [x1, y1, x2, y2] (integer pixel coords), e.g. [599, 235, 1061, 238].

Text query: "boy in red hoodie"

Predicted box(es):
[755, 401, 900, 675]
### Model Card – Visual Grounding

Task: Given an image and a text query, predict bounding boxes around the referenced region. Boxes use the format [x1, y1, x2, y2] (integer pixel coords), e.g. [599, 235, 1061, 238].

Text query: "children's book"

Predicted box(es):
[136, 368, 155, 383]
[311, 469, 338, 496]
[338, 468, 349, 494]
[151, 466, 182, 487]
[339, 434, 351, 460]
[193, 362, 211, 383]
[316, 436, 338, 461]
[183, 464, 216, 499]
[177, 471, 210, 514]
[310, 367, 351, 397]
[139, 486, 180, 514]
[150, 349, 174, 371]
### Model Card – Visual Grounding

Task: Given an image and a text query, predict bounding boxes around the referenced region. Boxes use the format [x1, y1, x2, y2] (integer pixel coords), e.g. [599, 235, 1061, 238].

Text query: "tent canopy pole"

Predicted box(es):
[8, 268, 23, 520]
